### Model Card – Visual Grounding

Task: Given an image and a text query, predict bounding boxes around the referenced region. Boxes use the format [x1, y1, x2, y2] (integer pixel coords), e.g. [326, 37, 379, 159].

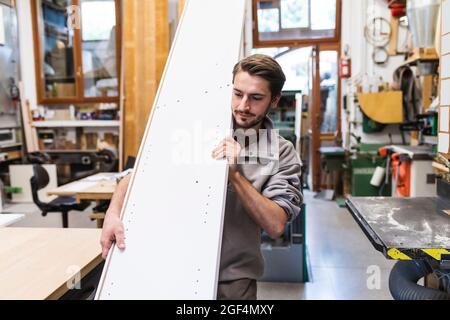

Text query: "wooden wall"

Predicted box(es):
[122, 0, 170, 161]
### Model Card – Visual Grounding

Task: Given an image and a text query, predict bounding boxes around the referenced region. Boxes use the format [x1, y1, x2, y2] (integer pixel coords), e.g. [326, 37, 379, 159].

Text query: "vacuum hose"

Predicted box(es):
[389, 260, 450, 300]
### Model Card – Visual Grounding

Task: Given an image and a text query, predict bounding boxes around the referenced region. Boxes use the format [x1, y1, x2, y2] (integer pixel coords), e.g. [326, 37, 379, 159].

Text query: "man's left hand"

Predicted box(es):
[211, 136, 242, 173]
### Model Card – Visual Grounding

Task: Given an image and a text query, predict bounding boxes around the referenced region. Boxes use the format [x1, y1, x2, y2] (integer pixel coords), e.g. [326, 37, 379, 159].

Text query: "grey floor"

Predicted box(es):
[257, 190, 396, 300]
[4, 190, 396, 300]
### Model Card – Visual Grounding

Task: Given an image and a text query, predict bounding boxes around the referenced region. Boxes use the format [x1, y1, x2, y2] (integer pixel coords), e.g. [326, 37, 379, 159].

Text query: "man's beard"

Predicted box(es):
[233, 109, 269, 129]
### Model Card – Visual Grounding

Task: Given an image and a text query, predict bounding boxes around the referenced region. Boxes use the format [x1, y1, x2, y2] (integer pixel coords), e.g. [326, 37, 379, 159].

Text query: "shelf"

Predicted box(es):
[402, 48, 439, 67]
[0, 143, 22, 149]
[32, 120, 120, 128]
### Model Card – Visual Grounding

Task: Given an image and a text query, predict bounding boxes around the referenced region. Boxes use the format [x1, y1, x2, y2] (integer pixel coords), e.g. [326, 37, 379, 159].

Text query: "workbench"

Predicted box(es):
[346, 196, 450, 262]
[0, 228, 103, 300]
[47, 172, 118, 203]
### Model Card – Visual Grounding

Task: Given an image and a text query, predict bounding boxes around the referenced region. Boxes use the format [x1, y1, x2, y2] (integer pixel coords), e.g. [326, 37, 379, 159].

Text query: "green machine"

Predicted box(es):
[350, 144, 391, 197]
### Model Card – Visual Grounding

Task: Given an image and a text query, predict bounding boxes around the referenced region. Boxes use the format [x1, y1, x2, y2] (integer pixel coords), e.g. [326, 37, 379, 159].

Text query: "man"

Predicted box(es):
[100, 54, 303, 300]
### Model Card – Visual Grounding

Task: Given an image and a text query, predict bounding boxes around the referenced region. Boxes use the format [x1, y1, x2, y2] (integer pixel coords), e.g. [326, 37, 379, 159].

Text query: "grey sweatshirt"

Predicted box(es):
[219, 117, 303, 282]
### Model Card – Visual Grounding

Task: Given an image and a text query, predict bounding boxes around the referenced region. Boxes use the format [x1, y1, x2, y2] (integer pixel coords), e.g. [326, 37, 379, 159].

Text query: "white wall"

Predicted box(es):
[341, 0, 411, 149]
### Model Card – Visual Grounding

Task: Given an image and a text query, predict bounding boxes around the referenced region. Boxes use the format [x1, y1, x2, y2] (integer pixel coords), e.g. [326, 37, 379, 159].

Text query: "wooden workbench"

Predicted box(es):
[47, 172, 118, 203]
[0, 228, 103, 300]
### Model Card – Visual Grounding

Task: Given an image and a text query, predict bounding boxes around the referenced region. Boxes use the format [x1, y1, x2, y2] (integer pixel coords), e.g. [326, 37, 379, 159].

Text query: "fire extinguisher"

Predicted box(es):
[339, 45, 351, 79]
[386, 0, 406, 17]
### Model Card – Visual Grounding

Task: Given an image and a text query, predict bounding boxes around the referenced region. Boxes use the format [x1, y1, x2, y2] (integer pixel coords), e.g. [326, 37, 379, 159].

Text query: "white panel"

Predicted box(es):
[440, 106, 450, 132]
[410, 161, 437, 197]
[442, 54, 450, 79]
[444, 0, 450, 35]
[441, 79, 450, 105]
[9, 165, 57, 203]
[0, 7, 5, 45]
[443, 34, 450, 55]
[96, 0, 246, 300]
[439, 133, 450, 153]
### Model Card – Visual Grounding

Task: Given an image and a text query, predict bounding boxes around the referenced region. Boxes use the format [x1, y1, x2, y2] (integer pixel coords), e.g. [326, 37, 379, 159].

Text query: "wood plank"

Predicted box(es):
[47, 172, 117, 198]
[0, 228, 102, 300]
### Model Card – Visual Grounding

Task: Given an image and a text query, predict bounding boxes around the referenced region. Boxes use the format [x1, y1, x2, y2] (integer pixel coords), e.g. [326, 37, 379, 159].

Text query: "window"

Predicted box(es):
[253, 0, 340, 47]
[31, 0, 121, 104]
[80, 0, 118, 97]
[81, 0, 116, 41]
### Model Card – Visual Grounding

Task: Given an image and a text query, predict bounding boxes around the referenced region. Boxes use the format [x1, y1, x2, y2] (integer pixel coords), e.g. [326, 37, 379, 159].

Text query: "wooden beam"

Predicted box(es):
[178, 0, 186, 19]
[123, 0, 169, 161]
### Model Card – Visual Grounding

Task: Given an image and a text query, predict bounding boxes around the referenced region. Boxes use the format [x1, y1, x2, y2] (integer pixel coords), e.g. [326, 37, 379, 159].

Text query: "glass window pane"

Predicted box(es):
[81, 1, 116, 41]
[81, 0, 118, 98]
[256, 0, 337, 43]
[280, 0, 309, 29]
[319, 51, 338, 133]
[257, 8, 280, 32]
[39, 0, 76, 99]
[311, 0, 336, 30]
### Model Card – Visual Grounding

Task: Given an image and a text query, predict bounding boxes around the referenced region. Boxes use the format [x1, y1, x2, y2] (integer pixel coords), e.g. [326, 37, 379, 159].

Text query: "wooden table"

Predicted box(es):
[0, 228, 103, 300]
[0, 214, 25, 227]
[47, 172, 118, 203]
[47, 172, 119, 228]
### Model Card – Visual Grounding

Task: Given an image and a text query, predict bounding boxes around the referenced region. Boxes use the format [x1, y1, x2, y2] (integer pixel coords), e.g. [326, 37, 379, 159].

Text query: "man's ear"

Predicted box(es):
[271, 94, 282, 109]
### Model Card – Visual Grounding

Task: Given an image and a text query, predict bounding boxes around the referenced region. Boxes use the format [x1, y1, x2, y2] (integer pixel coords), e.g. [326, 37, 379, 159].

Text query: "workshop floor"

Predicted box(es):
[5, 190, 396, 300]
[257, 190, 396, 300]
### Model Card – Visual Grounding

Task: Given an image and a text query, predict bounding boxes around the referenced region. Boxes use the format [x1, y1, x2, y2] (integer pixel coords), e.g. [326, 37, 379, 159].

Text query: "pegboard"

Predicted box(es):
[95, 0, 246, 299]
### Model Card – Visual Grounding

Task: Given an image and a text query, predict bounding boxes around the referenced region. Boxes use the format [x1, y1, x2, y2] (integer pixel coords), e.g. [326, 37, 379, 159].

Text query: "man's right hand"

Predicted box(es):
[100, 214, 126, 259]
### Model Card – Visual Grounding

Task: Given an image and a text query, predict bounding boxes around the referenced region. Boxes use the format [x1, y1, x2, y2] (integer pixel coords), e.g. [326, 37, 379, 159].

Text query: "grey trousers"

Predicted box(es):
[217, 279, 257, 300]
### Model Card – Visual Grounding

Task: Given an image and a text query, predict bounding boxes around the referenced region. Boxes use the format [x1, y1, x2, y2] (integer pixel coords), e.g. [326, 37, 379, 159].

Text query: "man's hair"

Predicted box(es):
[232, 54, 286, 99]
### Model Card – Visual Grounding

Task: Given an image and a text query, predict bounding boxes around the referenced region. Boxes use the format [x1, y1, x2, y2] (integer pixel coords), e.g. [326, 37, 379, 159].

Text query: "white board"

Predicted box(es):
[96, 0, 246, 300]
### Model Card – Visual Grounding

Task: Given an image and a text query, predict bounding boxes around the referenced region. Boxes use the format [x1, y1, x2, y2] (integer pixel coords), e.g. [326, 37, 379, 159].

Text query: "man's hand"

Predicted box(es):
[211, 136, 242, 173]
[100, 213, 126, 259]
[99, 173, 131, 259]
